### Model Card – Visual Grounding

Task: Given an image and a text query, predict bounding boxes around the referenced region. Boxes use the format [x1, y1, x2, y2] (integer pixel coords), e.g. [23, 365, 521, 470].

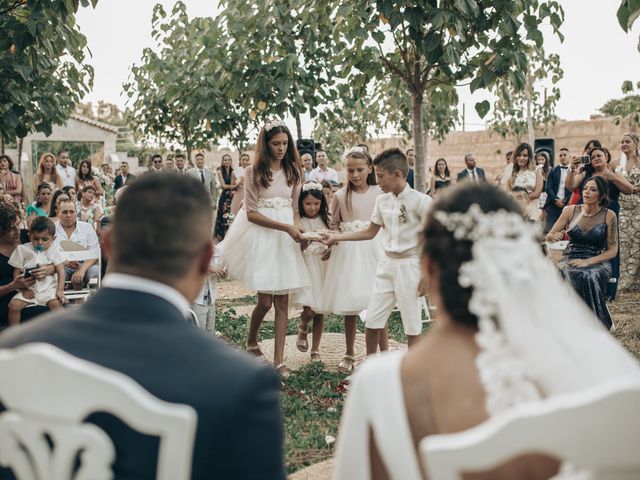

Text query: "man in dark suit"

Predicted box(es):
[0, 173, 285, 479]
[544, 147, 572, 233]
[456, 153, 486, 183]
[113, 161, 136, 191]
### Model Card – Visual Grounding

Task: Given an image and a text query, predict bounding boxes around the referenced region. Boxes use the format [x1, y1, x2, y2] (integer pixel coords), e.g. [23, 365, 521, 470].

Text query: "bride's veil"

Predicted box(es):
[433, 203, 640, 416]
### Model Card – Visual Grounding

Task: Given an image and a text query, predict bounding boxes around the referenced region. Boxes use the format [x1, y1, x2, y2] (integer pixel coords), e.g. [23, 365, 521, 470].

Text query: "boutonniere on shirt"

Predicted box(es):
[399, 204, 407, 223]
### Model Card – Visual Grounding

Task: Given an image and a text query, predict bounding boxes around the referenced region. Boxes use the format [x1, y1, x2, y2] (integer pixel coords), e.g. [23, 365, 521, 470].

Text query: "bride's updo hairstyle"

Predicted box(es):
[421, 183, 523, 327]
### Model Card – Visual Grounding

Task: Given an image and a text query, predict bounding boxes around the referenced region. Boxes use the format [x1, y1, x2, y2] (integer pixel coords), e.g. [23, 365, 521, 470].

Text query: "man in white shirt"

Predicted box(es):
[544, 147, 571, 232]
[150, 154, 164, 172]
[301, 153, 314, 181]
[322, 148, 432, 355]
[309, 150, 338, 183]
[55, 200, 100, 289]
[175, 154, 188, 174]
[56, 150, 77, 188]
[187, 153, 217, 207]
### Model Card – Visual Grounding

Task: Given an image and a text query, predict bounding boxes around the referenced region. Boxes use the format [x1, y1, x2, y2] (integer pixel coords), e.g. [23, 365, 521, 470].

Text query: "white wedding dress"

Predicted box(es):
[333, 205, 640, 480]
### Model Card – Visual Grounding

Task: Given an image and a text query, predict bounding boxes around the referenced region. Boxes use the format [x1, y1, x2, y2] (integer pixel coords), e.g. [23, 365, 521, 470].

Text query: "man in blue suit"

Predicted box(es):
[0, 173, 285, 479]
[544, 147, 572, 233]
[456, 153, 486, 182]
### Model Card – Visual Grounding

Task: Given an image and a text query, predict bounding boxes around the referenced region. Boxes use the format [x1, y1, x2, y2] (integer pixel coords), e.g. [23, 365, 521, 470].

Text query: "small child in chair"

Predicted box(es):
[8, 217, 66, 325]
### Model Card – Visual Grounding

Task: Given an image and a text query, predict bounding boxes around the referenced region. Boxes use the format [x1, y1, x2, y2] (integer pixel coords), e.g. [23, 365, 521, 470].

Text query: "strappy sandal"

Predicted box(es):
[337, 355, 355, 375]
[296, 321, 309, 352]
[246, 345, 270, 364]
[276, 363, 290, 379]
[310, 350, 321, 362]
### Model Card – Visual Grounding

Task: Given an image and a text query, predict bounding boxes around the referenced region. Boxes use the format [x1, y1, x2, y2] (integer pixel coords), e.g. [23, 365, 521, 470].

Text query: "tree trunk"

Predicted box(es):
[0, 136, 4, 155]
[411, 92, 426, 193]
[295, 112, 302, 140]
[17, 137, 23, 166]
[525, 74, 535, 147]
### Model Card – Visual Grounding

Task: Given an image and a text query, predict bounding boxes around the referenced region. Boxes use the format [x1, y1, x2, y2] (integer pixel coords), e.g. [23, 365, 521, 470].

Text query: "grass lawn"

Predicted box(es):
[215, 292, 640, 475]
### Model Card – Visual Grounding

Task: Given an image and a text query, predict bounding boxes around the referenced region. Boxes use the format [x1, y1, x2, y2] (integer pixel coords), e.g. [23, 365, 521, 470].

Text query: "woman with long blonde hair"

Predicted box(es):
[34, 152, 63, 192]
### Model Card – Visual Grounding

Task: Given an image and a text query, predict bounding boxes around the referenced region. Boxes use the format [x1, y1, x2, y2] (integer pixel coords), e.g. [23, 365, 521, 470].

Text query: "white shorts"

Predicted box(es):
[365, 256, 423, 336]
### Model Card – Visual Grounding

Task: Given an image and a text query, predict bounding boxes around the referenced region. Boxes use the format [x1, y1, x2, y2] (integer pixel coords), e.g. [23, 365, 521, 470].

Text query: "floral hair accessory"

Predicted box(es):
[302, 182, 323, 192]
[264, 119, 287, 132]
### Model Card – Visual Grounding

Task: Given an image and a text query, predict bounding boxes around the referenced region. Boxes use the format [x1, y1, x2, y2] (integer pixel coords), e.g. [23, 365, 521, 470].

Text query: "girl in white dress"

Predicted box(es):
[292, 182, 331, 362]
[322, 147, 384, 374]
[507, 142, 543, 220]
[220, 120, 309, 378]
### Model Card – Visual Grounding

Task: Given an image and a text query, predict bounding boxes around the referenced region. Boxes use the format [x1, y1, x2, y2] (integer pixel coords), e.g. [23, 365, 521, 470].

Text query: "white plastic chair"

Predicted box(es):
[0, 343, 197, 480]
[420, 378, 640, 480]
[59, 240, 101, 303]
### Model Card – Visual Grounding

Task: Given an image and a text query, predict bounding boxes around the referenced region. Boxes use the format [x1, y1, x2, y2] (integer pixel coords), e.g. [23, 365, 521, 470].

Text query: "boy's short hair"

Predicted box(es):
[373, 148, 409, 176]
[30, 216, 55, 236]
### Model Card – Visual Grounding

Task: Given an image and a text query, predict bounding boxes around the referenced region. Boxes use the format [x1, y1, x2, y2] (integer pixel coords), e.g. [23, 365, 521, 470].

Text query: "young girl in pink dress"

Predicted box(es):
[322, 147, 385, 374]
[220, 120, 309, 378]
[292, 182, 331, 362]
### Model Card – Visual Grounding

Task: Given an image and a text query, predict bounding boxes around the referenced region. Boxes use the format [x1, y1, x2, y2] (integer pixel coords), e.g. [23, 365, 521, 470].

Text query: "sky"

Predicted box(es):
[76, 1, 640, 138]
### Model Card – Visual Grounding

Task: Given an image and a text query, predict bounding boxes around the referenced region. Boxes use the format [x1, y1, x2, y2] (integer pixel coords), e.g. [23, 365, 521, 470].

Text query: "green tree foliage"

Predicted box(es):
[217, 0, 341, 139]
[618, 0, 640, 50]
[0, 0, 97, 141]
[489, 46, 563, 145]
[330, 0, 564, 192]
[600, 80, 640, 129]
[124, 2, 247, 159]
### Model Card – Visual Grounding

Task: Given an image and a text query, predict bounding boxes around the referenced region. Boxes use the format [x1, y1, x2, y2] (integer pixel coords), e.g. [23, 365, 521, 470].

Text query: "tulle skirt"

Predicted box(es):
[291, 249, 328, 313]
[322, 226, 383, 315]
[219, 203, 310, 295]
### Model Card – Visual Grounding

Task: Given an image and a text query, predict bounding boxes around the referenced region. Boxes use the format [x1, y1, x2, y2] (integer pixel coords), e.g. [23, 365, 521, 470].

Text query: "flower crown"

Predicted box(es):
[302, 182, 323, 192]
[264, 119, 287, 132]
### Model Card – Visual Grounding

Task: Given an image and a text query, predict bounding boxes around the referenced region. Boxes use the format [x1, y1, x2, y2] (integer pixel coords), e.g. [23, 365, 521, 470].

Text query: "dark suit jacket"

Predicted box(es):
[456, 167, 486, 182]
[114, 174, 136, 191]
[0, 288, 285, 480]
[543, 165, 572, 210]
[406, 168, 414, 189]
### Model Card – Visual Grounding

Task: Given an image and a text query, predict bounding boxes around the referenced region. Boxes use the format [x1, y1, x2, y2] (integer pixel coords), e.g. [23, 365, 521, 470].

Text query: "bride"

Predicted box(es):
[333, 183, 640, 480]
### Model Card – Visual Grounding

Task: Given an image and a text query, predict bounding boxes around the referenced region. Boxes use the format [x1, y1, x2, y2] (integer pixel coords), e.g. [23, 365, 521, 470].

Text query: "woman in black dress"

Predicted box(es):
[546, 176, 619, 329]
[214, 154, 236, 241]
[428, 158, 452, 196]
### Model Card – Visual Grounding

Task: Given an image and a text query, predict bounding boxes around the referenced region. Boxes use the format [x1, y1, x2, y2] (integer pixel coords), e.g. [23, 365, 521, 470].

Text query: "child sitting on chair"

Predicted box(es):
[8, 217, 66, 325]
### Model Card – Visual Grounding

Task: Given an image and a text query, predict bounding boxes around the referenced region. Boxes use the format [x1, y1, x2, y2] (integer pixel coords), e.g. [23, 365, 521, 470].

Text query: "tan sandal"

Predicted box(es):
[310, 350, 321, 362]
[338, 355, 355, 375]
[296, 322, 309, 352]
[276, 363, 290, 379]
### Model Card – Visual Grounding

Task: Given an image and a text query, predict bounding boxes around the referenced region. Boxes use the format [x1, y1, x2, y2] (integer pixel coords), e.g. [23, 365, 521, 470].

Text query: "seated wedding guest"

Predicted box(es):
[309, 150, 338, 183]
[56, 150, 76, 188]
[0, 204, 52, 331]
[48, 190, 70, 224]
[0, 154, 23, 203]
[456, 153, 486, 183]
[333, 182, 640, 480]
[77, 185, 103, 229]
[54, 199, 100, 289]
[543, 147, 571, 233]
[546, 177, 618, 329]
[321, 180, 333, 207]
[25, 183, 53, 227]
[507, 143, 543, 221]
[76, 160, 104, 198]
[114, 161, 136, 191]
[428, 158, 452, 196]
[510, 186, 531, 218]
[63, 185, 77, 202]
[301, 153, 314, 181]
[0, 173, 285, 479]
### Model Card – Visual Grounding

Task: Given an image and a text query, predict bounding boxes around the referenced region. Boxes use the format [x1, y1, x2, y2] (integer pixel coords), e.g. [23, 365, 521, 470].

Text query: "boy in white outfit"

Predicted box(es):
[322, 148, 432, 355]
[8, 217, 66, 325]
[191, 242, 227, 333]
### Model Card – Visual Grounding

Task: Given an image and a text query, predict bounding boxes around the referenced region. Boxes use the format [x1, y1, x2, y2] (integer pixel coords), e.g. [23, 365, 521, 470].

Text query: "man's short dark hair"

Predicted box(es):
[373, 148, 409, 176]
[559, 147, 569, 152]
[195, 153, 204, 159]
[30, 216, 55, 235]
[151, 154, 162, 161]
[58, 150, 68, 157]
[112, 173, 212, 283]
[175, 153, 185, 160]
[511, 186, 530, 198]
[406, 148, 414, 155]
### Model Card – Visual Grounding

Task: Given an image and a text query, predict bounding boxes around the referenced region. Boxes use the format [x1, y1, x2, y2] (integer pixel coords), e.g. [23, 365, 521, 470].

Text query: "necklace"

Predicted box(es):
[581, 206, 602, 218]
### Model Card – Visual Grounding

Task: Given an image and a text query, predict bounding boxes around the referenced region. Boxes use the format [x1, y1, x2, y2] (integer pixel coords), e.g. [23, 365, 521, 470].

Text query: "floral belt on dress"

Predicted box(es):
[340, 220, 370, 233]
[257, 197, 292, 209]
